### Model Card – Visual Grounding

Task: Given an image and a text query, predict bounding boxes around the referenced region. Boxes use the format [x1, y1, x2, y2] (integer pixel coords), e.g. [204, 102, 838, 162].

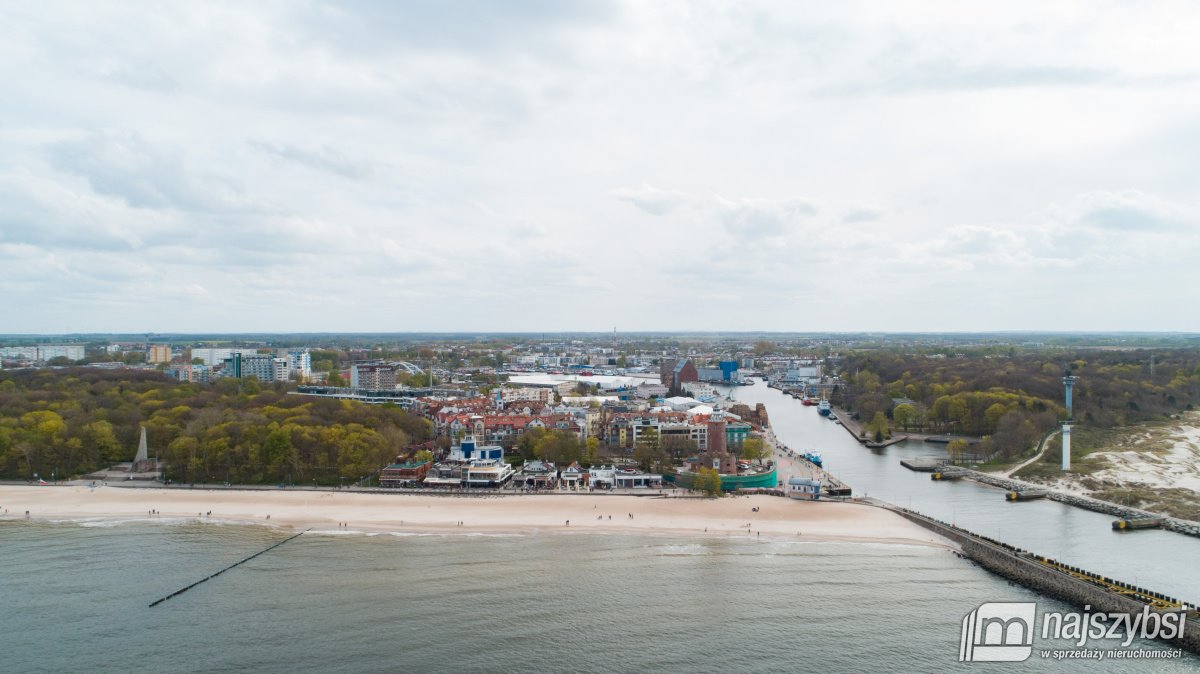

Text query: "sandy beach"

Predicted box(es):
[0, 485, 950, 548]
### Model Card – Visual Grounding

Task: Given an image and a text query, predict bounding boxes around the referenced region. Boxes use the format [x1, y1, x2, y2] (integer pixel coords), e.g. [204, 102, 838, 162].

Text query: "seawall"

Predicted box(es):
[876, 502, 1200, 654]
[949, 468, 1200, 538]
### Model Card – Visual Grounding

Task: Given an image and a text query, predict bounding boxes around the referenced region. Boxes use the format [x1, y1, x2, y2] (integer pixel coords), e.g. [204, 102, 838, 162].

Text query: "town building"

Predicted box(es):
[284, 349, 312, 380]
[191, 347, 234, 365]
[700, 419, 739, 474]
[168, 363, 211, 383]
[0, 346, 39, 360]
[501, 386, 554, 404]
[222, 353, 289, 382]
[660, 358, 698, 390]
[697, 360, 743, 384]
[351, 362, 398, 390]
[148, 345, 172, 363]
[2, 344, 86, 362]
[660, 422, 709, 452]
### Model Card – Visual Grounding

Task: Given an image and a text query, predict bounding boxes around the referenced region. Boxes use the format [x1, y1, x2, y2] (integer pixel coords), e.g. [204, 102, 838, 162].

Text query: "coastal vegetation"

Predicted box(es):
[834, 349, 1200, 462]
[0, 369, 432, 484]
[692, 467, 723, 496]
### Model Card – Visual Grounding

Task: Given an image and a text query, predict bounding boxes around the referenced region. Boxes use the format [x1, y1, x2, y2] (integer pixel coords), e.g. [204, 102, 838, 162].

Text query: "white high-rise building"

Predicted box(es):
[37, 345, 85, 362]
[283, 349, 312, 380]
[234, 354, 289, 382]
[190, 347, 234, 365]
[0, 346, 40, 360]
[350, 363, 398, 390]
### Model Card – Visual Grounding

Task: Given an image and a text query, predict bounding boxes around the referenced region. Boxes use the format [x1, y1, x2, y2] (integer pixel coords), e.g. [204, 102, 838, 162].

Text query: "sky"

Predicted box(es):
[2, 1, 1199, 334]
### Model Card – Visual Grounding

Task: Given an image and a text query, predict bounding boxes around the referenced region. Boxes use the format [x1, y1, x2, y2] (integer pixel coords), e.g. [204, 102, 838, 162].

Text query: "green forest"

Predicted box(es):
[0, 369, 432, 484]
[833, 349, 1200, 461]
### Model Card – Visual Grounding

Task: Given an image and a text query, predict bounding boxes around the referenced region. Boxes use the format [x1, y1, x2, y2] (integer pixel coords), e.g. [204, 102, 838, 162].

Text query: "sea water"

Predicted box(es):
[1, 521, 1195, 672]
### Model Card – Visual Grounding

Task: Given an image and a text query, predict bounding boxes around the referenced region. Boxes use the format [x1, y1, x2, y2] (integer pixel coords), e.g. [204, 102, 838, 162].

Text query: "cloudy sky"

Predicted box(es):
[3, 1, 1199, 333]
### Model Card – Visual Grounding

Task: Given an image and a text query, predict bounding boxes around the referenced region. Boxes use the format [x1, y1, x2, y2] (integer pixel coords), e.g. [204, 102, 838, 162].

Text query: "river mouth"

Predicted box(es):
[720, 380, 1200, 602]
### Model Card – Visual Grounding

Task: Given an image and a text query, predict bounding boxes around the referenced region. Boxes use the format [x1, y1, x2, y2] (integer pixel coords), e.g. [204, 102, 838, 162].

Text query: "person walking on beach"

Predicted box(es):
[565, 520, 570, 526]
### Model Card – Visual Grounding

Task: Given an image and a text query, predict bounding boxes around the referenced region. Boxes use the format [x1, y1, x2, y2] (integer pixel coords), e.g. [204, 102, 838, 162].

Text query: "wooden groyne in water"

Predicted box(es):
[149, 528, 310, 607]
[867, 501, 1200, 654]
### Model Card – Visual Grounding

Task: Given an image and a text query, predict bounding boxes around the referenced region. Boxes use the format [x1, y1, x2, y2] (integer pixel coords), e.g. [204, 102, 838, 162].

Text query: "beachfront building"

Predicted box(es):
[380, 459, 431, 487]
[465, 458, 515, 488]
[787, 476, 822, 500]
[514, 460, 557, 490]
[613, 466, 663, 489]
[589, 466, 616, 490]
[426, 436, 514, 489]
[560, 463, 587, 489]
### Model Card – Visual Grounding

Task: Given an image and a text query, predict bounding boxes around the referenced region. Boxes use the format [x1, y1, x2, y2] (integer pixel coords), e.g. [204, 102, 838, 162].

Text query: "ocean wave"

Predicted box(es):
[58, 516, 196, 528]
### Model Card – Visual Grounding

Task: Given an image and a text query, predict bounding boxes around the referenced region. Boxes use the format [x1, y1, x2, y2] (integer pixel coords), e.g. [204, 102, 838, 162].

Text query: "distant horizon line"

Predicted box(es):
[3, 331, 1200, 338]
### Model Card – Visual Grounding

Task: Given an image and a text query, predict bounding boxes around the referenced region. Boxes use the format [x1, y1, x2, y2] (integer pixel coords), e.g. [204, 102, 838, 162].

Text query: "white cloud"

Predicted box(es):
[1051, 190, 1189, 233]
[611, 184, 688, 215]
[1, 1, 1199, 331]
[714, 197, 817, 240]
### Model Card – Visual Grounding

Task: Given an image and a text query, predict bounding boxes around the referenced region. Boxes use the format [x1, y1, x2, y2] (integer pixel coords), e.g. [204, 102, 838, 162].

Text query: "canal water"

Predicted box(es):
[724, 380, 1200, 602]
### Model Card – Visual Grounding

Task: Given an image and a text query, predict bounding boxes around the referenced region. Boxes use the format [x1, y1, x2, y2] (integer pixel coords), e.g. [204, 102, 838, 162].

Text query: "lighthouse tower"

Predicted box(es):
[1061, 373, 1078, 471]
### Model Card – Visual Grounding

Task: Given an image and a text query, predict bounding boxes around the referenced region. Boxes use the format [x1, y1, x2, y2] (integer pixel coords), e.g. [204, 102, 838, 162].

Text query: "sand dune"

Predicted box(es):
[0, 485, 951, 548]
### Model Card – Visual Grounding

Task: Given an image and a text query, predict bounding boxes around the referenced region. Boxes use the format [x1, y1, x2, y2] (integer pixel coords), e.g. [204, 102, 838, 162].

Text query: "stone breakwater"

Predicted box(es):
[943, 467, 1200, 538]
[875, 502, 1200, 655]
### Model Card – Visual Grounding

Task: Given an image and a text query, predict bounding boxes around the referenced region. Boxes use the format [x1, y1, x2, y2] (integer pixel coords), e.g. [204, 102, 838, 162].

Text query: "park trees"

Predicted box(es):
[693, 467, 723, 496]
[0, 368, 432, 484]
[661, 435, 698, 459]
[892, 403, 917, 432]
[947, 439, 970, 464]
[534, 429, 583, 465]
[739, 437, 769, 464]
[584, 437, 599, 466]
[867, 412, 890, 443]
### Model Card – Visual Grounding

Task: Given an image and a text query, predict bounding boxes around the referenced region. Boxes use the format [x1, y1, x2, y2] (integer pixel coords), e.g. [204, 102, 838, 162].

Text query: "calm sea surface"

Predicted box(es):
[0, 521, 1195, 673]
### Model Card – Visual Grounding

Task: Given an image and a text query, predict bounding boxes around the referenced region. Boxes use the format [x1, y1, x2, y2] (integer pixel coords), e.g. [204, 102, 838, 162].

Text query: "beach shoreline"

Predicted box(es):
[0, 485, 953, 549]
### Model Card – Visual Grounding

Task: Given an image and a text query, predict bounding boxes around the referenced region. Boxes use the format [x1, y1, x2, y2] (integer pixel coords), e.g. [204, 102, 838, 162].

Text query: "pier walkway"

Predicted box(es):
[762, 427, 852, 497]
[862, 498, 1200, 654]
